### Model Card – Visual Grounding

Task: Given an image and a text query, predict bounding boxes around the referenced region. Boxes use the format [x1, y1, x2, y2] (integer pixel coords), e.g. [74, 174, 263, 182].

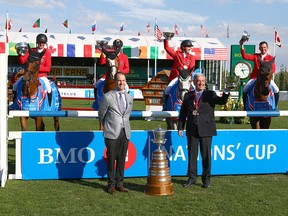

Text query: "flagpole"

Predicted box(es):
[154, 18, 157, 78]
[5, 11, 9, 44]
[273, 28, 276, 80]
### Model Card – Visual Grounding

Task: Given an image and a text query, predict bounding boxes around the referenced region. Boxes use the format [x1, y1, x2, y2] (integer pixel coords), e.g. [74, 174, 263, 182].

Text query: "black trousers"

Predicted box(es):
[187, 134, 212, 184]
[105, 129, 129, 187]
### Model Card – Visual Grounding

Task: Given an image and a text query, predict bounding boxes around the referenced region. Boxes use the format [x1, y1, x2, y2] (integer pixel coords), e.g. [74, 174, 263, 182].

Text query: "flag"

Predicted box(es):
[274, 31, 281, 47]
[154, 22, 162, 41]
[33, 18, 40, 28]
[5, 18, 12, 30]
[174, 24, 178, 36]
[62, 19, 68, 28]
[201, 24, 206, 37]
[92, 22, 96, 32]
[227, 25, 229, 38]
[120, 23, 124, 31]
[45, 28, 48, 33]
[204, 48, 228, 60]
[138, 32, 141, 36]
[146, 22, 150, 33]
[19, 27, 22, 32]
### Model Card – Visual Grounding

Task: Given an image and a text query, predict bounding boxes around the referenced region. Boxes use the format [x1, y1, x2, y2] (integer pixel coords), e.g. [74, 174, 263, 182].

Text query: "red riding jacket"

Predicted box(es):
[241, 48, 276, 79]
[18, 48, 51, 78]
[99, 52, 130, 79]
[164, 39, 196, 81]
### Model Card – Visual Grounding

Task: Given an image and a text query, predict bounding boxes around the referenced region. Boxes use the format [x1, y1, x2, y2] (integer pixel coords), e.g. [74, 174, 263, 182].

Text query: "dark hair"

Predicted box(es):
[259, 41, 268, 47]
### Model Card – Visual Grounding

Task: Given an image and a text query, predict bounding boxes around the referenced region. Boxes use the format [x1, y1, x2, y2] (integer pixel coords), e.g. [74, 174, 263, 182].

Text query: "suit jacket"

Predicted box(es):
[98, 89, 133, 139]
[241, 48, 275, 79]
[177, 90, 229, 137]
[164, 39, 195, 81]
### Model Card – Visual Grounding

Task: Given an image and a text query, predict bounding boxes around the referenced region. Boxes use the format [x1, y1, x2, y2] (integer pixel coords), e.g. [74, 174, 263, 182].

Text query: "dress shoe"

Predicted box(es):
[116, 186, 128, 192]
[108, 186, 116, 194]
[183, 181, 196, 188]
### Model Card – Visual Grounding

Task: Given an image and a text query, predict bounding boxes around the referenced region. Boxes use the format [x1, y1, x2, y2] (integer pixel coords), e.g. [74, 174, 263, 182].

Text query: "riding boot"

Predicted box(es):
[12, 91, 17, 103]
[48, 92, 52, 106]
[94, 88, 98, 101]
[242, 92, 247, 110]
[274, 92, 279, 108]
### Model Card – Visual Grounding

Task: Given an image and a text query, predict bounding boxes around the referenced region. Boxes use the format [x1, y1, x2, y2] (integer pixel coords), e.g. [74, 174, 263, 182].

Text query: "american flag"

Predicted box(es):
[154, 24, 162, 41]
[204, 48, 228, 60]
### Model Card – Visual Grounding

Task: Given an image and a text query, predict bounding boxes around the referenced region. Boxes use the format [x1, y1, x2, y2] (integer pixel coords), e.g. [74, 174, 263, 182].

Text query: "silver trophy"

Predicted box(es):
[151, 127, 167, 150]
[225, 76, 240, 89]
[240, 31, 250, 43]
[96, 40, 108, 49]
[163, 32, 175, 40]
[15, 42, 29, 56]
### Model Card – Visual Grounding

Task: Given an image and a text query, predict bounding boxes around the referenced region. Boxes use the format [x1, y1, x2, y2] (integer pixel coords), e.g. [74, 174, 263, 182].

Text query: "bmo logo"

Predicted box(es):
[104, 141, 137, 169]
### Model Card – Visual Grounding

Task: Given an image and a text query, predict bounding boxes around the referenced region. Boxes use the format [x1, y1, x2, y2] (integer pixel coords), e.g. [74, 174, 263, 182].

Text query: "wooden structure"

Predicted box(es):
[141, 70, 170, 109]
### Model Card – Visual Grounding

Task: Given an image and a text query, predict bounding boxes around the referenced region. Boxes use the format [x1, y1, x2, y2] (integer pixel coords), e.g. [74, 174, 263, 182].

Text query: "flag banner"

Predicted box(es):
[204, 48, 228, 60]
[154, 24, 162, 41]
[0, 42, 5, 54]
[19, 28, 22, 32]
[63, 19, 68, 28]
[227, 25, 229, 38]
[92, 22, 96, 32]
[174, 24, 178, 36]
[49, 44, 65, 57]
[201, 25, 206, 37]
[33, 18, 40, 28]
[67, 44, 93, 57]
[147, 22, 150, 33]
[274, 31, 281, 47]
[5, 18, 12, 30]
[45, 28, 48, 33]
[120, 23, 124, 31]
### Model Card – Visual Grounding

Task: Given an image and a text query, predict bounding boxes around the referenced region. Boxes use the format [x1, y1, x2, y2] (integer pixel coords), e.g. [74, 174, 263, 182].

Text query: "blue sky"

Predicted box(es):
[1, 0, 287, 70]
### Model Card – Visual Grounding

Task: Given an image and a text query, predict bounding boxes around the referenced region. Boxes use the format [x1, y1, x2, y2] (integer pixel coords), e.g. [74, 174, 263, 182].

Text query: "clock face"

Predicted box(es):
[234, 62, 251, 79]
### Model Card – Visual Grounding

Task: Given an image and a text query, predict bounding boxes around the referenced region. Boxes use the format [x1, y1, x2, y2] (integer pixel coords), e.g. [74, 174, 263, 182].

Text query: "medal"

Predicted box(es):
[192, 110, 198, 116]
[183, 65, 187, 69]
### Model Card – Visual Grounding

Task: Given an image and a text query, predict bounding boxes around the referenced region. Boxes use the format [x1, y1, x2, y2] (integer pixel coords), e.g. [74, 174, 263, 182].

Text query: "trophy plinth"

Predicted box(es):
[145, 127, 174, 196]
[225, 76, 240, 89]
[163, 32, 175, 40]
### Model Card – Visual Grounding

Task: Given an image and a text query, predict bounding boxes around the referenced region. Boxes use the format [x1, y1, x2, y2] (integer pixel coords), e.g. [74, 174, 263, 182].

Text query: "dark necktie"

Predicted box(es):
[119, 92, 125, 114]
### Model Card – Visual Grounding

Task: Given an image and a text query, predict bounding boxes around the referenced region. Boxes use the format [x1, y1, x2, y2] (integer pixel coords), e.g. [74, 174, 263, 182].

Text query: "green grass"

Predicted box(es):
[2, 100, 288, 215]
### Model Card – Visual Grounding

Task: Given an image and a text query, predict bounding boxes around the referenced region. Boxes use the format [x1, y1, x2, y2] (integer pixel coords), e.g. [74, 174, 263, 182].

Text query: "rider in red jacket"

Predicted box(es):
[163, 39, 196, 110]
[94, 39, 130, 99]
[240, 40, 279, 104]
[13, 33, 52, 104]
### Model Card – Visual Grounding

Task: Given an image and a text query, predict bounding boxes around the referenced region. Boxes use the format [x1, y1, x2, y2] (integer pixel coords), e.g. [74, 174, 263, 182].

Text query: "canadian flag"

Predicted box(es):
[274, 31, 281, 47]
[174, 24, 178, 36]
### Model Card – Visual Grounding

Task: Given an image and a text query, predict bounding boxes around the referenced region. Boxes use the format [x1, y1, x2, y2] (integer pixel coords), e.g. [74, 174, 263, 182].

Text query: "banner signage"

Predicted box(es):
[21, 130, 288, 180]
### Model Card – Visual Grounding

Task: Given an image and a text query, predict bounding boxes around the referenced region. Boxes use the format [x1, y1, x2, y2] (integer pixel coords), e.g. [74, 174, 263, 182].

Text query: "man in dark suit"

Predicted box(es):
[98, 72, 133, 194]
[177, 73, 230, 189]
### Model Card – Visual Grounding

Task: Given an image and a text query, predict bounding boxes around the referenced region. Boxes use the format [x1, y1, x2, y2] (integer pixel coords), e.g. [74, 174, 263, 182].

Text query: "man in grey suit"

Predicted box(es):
[98, 72, 133, 194]
[178, 73, 230, 189]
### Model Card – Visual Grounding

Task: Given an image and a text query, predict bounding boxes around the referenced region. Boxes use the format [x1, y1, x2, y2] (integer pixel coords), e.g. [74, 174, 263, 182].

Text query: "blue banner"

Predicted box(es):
[21, 130, 288, 180]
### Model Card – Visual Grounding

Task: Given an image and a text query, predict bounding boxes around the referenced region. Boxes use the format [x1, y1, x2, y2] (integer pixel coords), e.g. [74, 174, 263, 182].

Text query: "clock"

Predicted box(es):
[233, 62, 252, 80]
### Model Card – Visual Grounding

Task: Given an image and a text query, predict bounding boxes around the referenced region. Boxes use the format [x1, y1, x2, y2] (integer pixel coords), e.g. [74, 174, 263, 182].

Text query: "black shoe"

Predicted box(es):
[183, 180, 196, 188]
[202, 183, 211, 189]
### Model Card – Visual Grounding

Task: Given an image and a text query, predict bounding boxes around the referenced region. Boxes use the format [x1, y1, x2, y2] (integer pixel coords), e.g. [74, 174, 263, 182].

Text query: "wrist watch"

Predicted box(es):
[233, 62, 252, 79]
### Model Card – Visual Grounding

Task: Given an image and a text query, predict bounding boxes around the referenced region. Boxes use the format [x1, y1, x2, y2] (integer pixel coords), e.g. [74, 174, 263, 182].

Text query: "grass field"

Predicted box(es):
[2, 100, 288, 215]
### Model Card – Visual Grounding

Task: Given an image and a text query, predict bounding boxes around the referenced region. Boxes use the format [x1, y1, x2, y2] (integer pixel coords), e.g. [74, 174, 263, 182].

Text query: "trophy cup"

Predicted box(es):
[145, 127, 174, 196]
[240, 31, 250, 43]
[96, 40, 108, 49]
[163, 32, 175, 40]
[15, 42, 29, 56]
[225, 76, 240, 90]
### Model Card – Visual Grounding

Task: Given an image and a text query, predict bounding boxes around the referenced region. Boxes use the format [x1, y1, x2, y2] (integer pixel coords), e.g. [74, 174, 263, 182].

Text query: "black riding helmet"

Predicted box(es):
[36, 33, 48, 44]
[180, 40, 193, 48]
[113, 39, 123, 48]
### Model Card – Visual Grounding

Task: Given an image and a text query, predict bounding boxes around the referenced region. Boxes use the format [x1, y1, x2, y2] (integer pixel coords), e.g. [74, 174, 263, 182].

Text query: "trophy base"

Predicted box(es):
[145, 181, 174, 196]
